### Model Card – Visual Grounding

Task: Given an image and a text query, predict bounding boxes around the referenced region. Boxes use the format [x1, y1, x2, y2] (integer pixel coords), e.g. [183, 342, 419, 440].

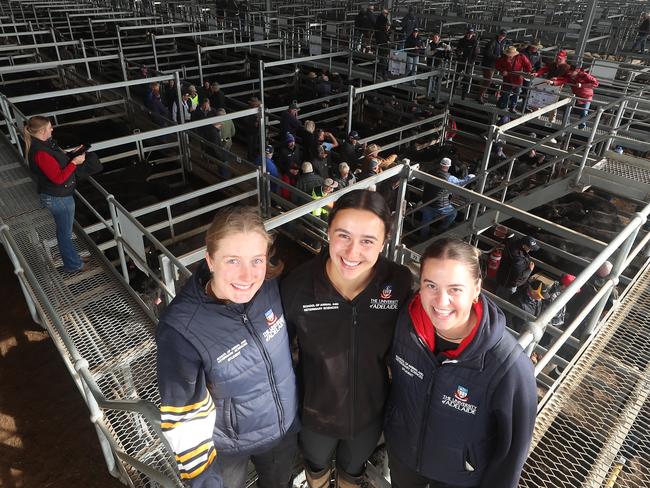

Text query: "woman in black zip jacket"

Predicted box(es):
[384, 238, 537, 488]
[156, 207, 299, 488]
[281, 190, 413, 488]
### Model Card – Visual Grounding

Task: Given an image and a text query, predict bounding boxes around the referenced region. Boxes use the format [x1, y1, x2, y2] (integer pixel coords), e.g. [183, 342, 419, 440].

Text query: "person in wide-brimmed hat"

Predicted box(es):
[361, 143, 397, 173]
[495, 45, 533, 114]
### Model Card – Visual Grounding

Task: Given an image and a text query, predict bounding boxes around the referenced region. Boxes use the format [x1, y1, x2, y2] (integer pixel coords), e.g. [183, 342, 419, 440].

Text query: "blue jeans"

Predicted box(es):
[574, 101, 591, 129]
[497, 85, 522, 110]
[420, 204, 457, 238]
[40, 193, 83, 272]
[632, 34, 648, 52]
[406, 55, 418, 76]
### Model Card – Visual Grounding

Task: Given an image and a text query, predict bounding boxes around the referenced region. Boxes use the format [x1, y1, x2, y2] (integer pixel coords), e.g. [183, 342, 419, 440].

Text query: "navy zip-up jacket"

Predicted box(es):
[156, 261, 298, 487]
[385, 293, 537, 488]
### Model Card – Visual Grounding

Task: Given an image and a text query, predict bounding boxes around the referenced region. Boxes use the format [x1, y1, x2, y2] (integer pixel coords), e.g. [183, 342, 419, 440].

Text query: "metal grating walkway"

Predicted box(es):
[0, 135, 180, 487]
[520, 262, 650, 488]
[597, 158, 650, 185]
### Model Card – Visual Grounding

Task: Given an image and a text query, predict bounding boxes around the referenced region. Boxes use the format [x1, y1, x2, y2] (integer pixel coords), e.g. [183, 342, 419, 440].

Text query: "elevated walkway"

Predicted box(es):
[0, 133, 180, 488]
[521, 260, 650, 488]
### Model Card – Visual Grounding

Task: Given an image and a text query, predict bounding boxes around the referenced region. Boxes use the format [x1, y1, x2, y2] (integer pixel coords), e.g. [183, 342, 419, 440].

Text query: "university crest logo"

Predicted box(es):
[454, 385, 469, 402]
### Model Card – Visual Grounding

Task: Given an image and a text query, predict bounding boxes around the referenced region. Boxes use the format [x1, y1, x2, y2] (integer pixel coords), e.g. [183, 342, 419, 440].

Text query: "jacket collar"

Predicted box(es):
[312, 247, 391, 303]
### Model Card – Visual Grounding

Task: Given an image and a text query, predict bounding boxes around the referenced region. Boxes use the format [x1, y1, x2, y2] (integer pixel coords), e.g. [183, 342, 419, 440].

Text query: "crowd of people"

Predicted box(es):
[156, 192, 538, 488]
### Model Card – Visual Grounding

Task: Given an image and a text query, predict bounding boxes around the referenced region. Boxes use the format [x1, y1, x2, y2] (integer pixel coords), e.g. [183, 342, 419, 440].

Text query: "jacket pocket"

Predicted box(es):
[466, 436, 495, 472]
[222, 398, 239, 440]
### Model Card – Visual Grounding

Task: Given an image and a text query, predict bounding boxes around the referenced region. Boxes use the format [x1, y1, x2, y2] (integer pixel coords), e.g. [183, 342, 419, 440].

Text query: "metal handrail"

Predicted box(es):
[519, 201, 650, 364]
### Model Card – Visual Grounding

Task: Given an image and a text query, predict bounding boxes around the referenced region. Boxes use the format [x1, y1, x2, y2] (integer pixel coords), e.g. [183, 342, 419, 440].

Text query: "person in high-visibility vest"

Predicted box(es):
[311, 178, 338, 219]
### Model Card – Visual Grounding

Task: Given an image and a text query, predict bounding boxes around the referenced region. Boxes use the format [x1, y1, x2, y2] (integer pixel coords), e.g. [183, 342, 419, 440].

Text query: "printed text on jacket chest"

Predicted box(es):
[369, 284, 399, 310]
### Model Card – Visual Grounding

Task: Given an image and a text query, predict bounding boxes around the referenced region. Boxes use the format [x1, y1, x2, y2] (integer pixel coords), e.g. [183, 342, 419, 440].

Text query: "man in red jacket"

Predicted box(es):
[495, 46, 533, 114]
[547, 66, 599, 129]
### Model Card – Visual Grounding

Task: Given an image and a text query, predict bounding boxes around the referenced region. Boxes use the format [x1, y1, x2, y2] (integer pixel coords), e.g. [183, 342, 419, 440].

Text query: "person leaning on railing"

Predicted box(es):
[384, 238, 537, 488]
[156, 207, 299, 488]
[24, 116, 90, 273]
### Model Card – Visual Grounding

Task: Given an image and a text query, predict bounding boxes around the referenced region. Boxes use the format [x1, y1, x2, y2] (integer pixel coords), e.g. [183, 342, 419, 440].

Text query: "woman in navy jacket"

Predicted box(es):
[385, 238, 537, 488]
[156, 207, 298, 488]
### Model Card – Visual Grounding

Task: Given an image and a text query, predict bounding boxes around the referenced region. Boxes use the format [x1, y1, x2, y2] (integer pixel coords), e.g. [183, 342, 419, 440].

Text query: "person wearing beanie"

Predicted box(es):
[277, 132, 303, 175]
[296, 161, 325, 196]
[479, 29, 512, 104]
[419, 158, 475, 238]
[495, 45, 533, 114]
[535, 51, 571, 123]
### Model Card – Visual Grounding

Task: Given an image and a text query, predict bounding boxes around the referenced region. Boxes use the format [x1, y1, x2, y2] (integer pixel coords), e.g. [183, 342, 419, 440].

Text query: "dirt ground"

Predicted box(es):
[0, 249, 121, 488]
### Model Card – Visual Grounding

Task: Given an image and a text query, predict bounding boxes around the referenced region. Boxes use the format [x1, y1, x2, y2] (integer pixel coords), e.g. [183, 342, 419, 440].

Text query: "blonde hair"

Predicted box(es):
[205, 206, 283, 279]
[23, 116, 51, 157]
[304, 120, 316, 134]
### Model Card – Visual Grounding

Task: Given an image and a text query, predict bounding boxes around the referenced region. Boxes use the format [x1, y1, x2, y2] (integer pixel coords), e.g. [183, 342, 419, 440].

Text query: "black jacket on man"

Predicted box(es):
[281, 250, 412, 438]
[496, 237, 534, 289]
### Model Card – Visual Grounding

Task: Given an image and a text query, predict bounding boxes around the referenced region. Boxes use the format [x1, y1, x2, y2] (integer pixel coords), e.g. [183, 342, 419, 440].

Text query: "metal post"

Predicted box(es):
[118, 50, 130, 99]
[158, 254, 177, 304]
[151, 34, 159, 72]
[107, 197, 130, 284]
[197, 44, 203, 86]
[574, 107, 604, 185]
[346, 84, 355, 135]
[388, 163, 411, 259]
[258, 59, 266, 109]
[469, 124, 497, 234]
[575, 0, 599, 67]
[258, 105, 270, 216]
[80, 40, 92, 80]
[603, 98, 627, 154]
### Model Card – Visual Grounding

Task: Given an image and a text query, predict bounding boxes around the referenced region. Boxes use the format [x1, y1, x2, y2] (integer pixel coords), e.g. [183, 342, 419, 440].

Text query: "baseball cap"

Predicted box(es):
[466, 27, 475, 33]
[289, 100, 300, 110]
[560, 274, 577, 287]
[265, 145, 274, 154]
[521, 236, 540, 251]
[529, 279, 550, 300]
[440, 157, 452, 167]
[499, 29, 508, 35]
[323, 178, 338, 188]
[301, 162, 313, 173]
[557, 50, 568, 58]
[285, 132, 295, 143]
[349, 130, 359, 139]
[369, 159, 380, 170]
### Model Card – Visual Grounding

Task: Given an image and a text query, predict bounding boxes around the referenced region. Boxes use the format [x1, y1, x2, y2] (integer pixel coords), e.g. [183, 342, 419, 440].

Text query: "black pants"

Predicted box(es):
[300, 421, 382, 476]
[388, 450, 471, 488]
[214, 432, 298, 488]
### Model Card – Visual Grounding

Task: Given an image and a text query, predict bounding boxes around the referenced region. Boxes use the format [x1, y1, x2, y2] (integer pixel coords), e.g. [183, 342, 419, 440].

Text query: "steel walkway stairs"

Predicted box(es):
[0, 134, 181, 487]
[520, 260, 650, 488]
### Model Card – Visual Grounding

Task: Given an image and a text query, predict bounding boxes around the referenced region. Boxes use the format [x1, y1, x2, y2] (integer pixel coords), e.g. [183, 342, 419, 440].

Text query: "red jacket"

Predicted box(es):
[554, 70, 599, 101]
[495, 54, 532, 86]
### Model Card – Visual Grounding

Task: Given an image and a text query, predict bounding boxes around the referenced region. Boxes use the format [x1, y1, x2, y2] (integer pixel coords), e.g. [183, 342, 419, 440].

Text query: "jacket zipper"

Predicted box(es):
[241, 313, 285, 434]
[415, 335, 436, 471]
[350, 305, 358, 438]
